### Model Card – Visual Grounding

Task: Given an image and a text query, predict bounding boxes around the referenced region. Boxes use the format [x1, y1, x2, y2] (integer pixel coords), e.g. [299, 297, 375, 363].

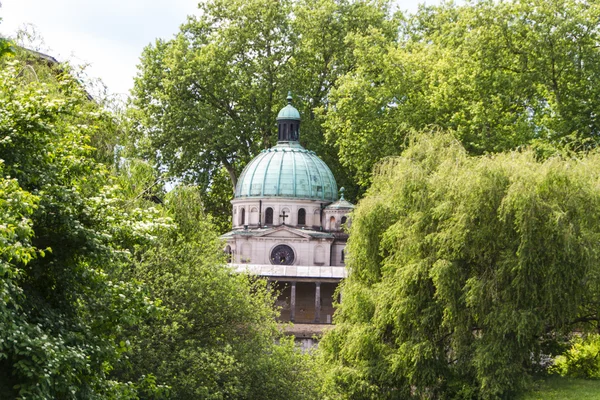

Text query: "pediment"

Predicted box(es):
[256, 226, 311, 239]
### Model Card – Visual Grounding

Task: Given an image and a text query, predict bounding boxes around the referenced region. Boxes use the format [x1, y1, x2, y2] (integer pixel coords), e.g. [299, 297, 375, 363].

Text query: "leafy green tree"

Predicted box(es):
[129, 0, 398, 228]
[320, 132, 600, 399]
[551, 334, 600, 379]
[286, 0, 399, 201]
[0, 35, 13, 58]
[112, 181, 319, 399]
[0, 57, 163, 398]
[325, 0, 600, 188]
[129, 0, 294, 199]
[0, 27, 321, 400]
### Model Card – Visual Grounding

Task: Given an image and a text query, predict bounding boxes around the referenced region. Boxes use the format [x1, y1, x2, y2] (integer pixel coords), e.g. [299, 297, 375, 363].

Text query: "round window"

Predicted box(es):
[270, 244, 295, 265]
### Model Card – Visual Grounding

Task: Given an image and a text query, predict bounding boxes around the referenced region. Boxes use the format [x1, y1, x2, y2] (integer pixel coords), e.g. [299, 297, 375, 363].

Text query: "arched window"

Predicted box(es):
[341, 216, 347, 225]
[329, 216, 336, 230]
[241, 208, 246, 225]
[225, 245, 232, 263]
[298, 208, 306, 225]
[265, 207, 273, 224]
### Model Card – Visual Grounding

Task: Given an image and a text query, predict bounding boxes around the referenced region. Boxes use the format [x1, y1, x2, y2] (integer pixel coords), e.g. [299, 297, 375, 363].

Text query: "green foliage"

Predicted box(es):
[320, 132, 600, 399]
[551, 335, 600, 379]
[1, 24, 321, 400]
[0, 38, 13, 58]
[200, 167, 235, 234]
[0, 17, 14, 59]
[129, 0, 398, 223]
[325, 0, 600, 187]
[0, 58, 163, 398]
[114, 185, 319, 399]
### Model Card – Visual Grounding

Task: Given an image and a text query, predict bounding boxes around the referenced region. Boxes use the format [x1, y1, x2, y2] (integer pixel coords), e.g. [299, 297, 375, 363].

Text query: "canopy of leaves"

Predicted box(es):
[324, 0, 600, 187]
[110, 178, 319, 399]
[0, 56, 168, 398]
[319, 132, 600, 399]
[129, 0, 399, 229]
[0, 44, 322, 399]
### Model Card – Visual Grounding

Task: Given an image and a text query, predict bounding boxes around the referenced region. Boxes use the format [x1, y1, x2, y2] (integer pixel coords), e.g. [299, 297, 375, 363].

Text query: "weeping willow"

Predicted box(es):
[320, 132, 600, 400]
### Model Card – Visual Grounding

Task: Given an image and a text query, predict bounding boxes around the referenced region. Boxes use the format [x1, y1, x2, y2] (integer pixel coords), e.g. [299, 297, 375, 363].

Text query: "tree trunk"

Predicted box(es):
[223, 159, 238, 194]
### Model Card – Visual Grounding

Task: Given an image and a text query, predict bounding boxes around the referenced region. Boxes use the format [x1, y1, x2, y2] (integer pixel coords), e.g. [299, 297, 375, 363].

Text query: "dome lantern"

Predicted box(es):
[276, 91, 301, 142]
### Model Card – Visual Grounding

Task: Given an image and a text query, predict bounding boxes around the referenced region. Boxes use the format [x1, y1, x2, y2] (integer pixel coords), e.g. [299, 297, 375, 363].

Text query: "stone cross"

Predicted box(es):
[279, 210, 288, 225]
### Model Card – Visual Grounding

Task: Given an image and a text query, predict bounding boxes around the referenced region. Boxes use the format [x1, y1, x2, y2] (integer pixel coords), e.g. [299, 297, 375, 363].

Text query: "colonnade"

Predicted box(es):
[286, 281, 340, 323]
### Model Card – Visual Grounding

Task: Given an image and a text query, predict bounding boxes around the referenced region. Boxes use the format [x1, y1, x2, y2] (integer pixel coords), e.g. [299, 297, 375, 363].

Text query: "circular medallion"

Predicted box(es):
[270, 244, 295, 265]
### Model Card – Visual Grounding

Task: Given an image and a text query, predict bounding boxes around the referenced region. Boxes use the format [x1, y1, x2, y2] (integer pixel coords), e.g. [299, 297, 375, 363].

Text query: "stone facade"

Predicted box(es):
[222, 198, 352, 326]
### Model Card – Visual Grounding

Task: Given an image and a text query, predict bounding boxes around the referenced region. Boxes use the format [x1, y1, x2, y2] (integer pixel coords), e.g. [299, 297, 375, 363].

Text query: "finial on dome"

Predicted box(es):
[340, 187, 345, 200]
[287, 91, 293, 104]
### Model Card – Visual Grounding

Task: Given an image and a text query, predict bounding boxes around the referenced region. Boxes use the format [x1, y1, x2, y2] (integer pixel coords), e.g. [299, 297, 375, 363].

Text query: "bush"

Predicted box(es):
[551, 335, 600, 379]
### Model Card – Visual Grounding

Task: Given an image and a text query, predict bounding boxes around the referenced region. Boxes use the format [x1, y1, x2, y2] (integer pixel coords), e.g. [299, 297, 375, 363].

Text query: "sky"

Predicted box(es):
[0, 0, 442, 98]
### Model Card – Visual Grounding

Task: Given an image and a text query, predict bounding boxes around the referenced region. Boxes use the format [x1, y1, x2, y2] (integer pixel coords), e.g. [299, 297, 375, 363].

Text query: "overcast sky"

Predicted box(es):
[1, 0, 441, 98]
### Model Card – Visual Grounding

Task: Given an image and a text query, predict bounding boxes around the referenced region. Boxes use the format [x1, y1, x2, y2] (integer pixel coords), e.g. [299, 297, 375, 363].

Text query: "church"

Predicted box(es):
[221, 93, 353, 334]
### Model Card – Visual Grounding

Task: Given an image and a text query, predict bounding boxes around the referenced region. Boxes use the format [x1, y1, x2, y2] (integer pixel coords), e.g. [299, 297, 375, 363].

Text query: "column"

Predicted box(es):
[290, 281, 296, 323]
[315, 282, 321, 323]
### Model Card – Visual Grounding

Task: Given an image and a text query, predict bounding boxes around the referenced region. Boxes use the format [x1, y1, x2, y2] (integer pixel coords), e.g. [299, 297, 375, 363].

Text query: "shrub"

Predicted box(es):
[551, 335, 600, 379]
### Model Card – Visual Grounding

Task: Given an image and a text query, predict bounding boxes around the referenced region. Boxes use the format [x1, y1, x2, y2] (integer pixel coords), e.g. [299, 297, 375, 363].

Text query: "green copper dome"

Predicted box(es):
[277, 105, 301, 120]
[235, 142, 338, 201]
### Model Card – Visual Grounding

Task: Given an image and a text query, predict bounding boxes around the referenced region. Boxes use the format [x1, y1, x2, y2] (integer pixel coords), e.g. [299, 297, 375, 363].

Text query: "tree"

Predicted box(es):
[111, 179, 319, 399]
[0, 33, 13, 58]
[129, 0, 398, 229]
[1, 22, 328, 400]
[0, 56, 163, 398]
[319, 132, 600, 399]
[287, 0, 399, 202]
[324, 0, 600, 188]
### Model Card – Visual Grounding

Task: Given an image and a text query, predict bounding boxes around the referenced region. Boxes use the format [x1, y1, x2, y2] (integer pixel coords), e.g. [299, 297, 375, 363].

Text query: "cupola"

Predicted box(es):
[276, 91, 301, 142]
